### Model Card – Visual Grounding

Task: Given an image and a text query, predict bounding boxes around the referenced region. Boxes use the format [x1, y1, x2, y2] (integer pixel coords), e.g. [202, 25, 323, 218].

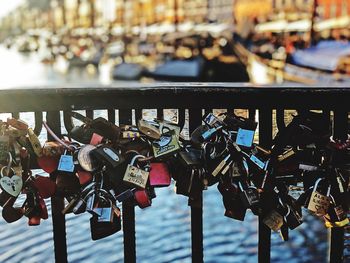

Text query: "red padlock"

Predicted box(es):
[38, 195, 48, 220]
[134, 190, 151, 209]
[37, 156, 60, 173]
[28, 216, 41, 226]
[77, 170, 93, 185]
[33, 176, 57, 199]
[149, 163, 171, 187]
[90, 133, 104, 146]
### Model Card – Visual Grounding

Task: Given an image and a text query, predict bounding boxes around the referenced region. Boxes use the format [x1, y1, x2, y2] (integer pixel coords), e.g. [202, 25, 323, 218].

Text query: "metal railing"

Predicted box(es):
[0, 83, 349, 263]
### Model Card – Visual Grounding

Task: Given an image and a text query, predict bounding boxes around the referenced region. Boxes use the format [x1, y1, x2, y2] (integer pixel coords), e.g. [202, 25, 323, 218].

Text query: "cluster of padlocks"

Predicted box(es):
[0, 111, 348, 240]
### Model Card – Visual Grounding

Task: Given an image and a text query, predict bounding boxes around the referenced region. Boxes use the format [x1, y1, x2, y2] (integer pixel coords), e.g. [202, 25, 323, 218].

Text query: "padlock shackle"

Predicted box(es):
[43, 121, 77, 151]
[1, 166, 14, 178]
[130, 154, 146, 166]
[312, 178, 324, 192]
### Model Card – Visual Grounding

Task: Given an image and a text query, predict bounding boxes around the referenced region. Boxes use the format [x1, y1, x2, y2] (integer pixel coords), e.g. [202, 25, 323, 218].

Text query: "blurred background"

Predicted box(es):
[0, 1, 349, 262]
[1, 0, 350, 87]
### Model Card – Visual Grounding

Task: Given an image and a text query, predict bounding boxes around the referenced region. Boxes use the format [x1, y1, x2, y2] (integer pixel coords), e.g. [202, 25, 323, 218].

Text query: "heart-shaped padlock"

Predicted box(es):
[0, 167, 23, 197]
[37, 156, 60, 173]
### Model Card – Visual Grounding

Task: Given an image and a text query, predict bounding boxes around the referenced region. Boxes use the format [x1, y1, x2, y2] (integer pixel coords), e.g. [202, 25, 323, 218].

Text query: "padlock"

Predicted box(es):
[190, 125, 210, 148]
[323, 195, 349, 228]
[90, 133, 104, 146]
[57, 149, 75, 173]
[27, 128, 42, 157]
[55, 171, 81, 197]
[92, 194, 116, 223]
[137, 119, 161, 140]
[115, 188, 136, 202]
[2, 196, 23, 223]
[307, 178, 331, 216]
[0, 134, 10, 164]
[149, 162, 171, 187]
[69, 112, 121, 143]
[134, 189, 152, 209]
[217, 180, 246, 221]
[238, 181, 260, 209]
[41, 141, 65, 157]
[91, 145, 124, 168]
[284, 204, 303, 230]
[5, 126, 28, 138]
[263, 209, 284, 232]
[62, 196, 80, 214]
[201, 125, 223, 141]
[90, 207, 121, 240]
[152, 130, 180, 158]
[32, 175, 57, 199]
[77, 170, 93, 185]
[0, 166, 23, 198]
[157, 120, 181, 138]
[6, 118, 28, 131]
[123, 155, 149, 189]
[76, 145, 97, 172]
[203, 113, 224, 128]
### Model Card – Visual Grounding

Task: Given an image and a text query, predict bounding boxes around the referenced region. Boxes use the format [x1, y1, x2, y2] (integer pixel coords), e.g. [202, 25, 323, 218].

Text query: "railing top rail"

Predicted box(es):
[0, 83, 349, 112]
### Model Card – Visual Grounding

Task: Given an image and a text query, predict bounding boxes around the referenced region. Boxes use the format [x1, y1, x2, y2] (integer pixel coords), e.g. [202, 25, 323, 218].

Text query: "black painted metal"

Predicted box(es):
[178, 109, 186, 132]
[11, 112, 19, 119]
[0, 84, 349, 112]
[330, 110, 348, 262]
[188, 108, 204, 263]
[34, 111, 43, 135]
[107, 109, 116, 124]
[63, 111, 74, 135]
[118, 109, 136, 263]
[0, 84, 349, 263]
[46, 111, 68, 263]
[276, 109, 286, 132]
[86, 109, 94, 120]
[258, 108, 273, 263]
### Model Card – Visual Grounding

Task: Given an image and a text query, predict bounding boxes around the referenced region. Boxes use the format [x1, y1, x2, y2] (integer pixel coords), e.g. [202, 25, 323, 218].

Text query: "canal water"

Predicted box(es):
[0, 46, 329, 263]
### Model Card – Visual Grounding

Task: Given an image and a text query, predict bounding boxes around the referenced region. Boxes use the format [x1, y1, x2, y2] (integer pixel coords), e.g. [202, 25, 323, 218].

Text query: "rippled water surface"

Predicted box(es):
[0, 46, 330, 263]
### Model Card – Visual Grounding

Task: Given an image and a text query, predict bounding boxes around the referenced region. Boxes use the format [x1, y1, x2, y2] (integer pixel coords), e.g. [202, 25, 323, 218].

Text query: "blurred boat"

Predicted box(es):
[234, 41, 350, 85]
[145, 56, 205, 81]
[112, 63, 145, 81]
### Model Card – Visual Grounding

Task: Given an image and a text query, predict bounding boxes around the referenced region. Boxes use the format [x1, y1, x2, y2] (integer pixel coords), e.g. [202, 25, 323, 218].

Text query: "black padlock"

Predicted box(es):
[238, 182, 260, 209]
[90, 208, 121, 240]
[91, 145, 124, 168]
[217, 180, 246, 221]
[284, 204, 303, 230]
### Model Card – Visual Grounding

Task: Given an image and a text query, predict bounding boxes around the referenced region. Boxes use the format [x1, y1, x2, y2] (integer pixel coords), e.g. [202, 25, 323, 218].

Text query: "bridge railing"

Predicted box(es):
[0, 83, 349, 263]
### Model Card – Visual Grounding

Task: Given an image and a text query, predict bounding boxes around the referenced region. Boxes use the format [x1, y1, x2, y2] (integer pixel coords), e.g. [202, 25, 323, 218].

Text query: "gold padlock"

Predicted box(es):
[263, 210, 284, 232]
[307, 179, 331, 216]
[28, 128, 42, 157]
[137, 120, 161, 140]
[123, 155, 149, 189]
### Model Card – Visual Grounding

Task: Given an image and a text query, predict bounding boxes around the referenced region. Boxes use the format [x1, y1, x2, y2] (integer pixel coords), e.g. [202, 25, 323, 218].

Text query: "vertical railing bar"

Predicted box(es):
[178, 109, 186, 132]
[329, 109, 347, 263]
[33, 111, 43, 136]
[157, 108, 164, 120]
[86, 109, 94, 120]
[135, 109, 142, 123]
[188, 108, 204, 263]
[11, 112, 20, 119]
[258, 108, 273, 263]
[249, 108, 256, 121]
[276, 109, 286, 132]
[119, 108, 136, 263]
[107, 109, 116, 124]
[46, 111, 68, 263]
[63, 111, 73, 135]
